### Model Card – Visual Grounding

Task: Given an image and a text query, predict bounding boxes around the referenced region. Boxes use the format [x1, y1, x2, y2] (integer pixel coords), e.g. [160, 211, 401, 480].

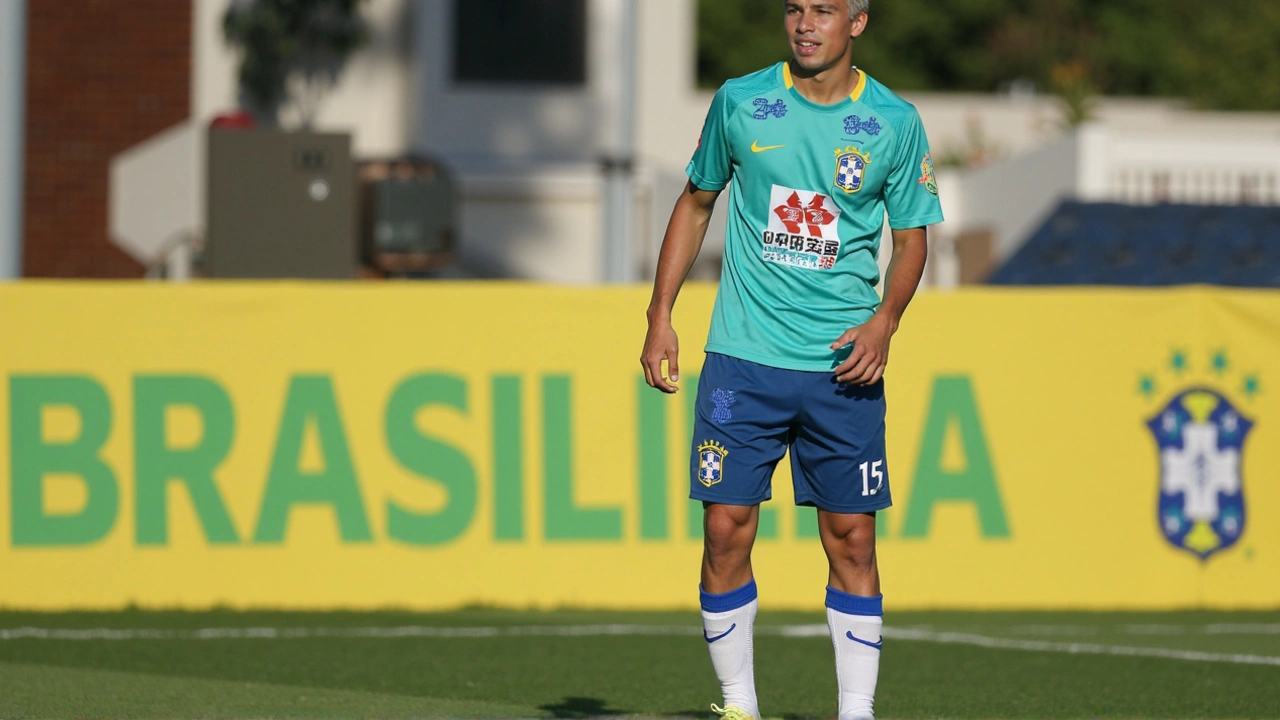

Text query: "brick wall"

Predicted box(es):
[23, 0, 191, 278]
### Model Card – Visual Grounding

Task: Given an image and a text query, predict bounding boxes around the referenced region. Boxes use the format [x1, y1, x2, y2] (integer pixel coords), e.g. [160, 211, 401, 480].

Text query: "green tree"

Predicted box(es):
[223, 0, 369, 126]
[697, 0, 1280, 111]
[1179, 1, 1280, 110]
[696, 0, 791, 87]
[698, 0, 1016, 92]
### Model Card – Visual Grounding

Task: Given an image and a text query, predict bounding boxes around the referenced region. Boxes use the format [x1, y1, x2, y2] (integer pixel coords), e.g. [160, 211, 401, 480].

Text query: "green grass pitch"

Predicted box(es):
[1, 608, 1278, 719]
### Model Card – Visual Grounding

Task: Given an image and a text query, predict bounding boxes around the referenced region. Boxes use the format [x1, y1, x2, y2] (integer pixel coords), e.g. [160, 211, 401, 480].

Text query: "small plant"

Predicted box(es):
[1050, 60, 1098, 129]
[223, 0, 368, 127]
[934, 115, 1005, 170]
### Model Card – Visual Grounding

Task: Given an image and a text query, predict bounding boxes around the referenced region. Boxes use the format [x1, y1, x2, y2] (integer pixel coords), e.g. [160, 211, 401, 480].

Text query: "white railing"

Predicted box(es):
[1109, 169, 1280, 206]
[1081, 128, 1280, 206]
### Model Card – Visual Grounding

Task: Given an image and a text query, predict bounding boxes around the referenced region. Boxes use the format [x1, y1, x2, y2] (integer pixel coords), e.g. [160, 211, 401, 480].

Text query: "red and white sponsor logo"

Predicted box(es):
[763, 185, 842, 270]
[774, 192, 837, 236]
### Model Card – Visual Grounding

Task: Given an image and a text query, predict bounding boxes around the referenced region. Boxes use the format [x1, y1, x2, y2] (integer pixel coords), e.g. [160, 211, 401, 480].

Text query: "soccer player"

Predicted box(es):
[639, 1, 943, 719]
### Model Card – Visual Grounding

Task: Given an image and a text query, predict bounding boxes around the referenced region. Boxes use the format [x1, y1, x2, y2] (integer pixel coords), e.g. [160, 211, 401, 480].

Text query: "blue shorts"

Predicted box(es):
[690, 352, 891, 514]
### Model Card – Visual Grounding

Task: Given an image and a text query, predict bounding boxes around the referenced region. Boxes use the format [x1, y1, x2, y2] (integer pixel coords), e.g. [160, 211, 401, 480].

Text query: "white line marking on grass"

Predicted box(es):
[1122, 624, 1187, 635]
[1204, 624, 1280, 634]
[879, 627, 1280, 666]
[1010, 625, 1101, 636]
[2, 623, 1278, 667]
[0, 625, 703, 641]
[773, 624, 828, 637]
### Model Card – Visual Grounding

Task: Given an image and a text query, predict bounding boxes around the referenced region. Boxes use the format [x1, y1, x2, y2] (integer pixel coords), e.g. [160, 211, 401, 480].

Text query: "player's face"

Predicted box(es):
[784, 0, 867, 73]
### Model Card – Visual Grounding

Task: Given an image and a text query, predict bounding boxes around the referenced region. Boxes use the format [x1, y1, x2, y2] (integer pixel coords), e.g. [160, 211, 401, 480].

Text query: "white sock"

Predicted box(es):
[826, 587, 883, 720]
[700, 580, 759, 719]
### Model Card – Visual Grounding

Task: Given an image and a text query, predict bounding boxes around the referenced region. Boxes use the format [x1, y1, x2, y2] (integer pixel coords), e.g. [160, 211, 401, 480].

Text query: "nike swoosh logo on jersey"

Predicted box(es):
[704, 623, 737, 643]
[751, 140, 785, 153]
[846, 630, 883, 650]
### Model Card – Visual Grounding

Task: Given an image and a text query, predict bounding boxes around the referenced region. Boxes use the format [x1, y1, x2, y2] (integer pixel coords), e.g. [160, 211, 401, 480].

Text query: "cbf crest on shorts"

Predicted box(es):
[1146, 388, 1252, 561]
[697, 440, 728, 488]
[833, 146, 871, 194]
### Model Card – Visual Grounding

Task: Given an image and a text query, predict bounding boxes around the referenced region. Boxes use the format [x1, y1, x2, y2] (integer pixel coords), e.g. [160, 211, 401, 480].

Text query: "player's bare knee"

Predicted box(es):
[819, 515, 877, 568]
[703, 512, 749, 544]
[838, 535, 876, 571]
[703, 505, 756, 554]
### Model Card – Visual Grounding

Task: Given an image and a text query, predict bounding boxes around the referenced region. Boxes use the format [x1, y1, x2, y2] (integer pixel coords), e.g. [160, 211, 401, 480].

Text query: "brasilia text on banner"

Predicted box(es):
[1, 283, 1276, 610]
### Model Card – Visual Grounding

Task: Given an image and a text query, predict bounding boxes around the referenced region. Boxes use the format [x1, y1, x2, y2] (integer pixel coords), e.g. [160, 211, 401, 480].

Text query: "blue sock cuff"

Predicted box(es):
[825, 586, 883, 616]
[700, 579, 758, 613]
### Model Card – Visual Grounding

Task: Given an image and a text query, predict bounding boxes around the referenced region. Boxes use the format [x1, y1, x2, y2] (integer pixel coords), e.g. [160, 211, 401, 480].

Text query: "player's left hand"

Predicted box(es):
[830, 312, 898, 385]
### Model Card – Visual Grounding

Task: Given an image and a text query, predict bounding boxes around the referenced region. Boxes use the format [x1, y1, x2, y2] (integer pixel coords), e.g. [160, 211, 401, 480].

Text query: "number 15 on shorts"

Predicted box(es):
[860, 460, 884, 496]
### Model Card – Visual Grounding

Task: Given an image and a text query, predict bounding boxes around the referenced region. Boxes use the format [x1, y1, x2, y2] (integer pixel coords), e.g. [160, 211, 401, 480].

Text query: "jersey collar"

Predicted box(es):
[782, 62, 867, 105]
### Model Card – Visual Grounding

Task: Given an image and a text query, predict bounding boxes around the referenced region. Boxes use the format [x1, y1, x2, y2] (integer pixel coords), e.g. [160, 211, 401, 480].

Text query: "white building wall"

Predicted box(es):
[951, 133, 1080, 263]
[456, 170, 603, 281]
[191, 0, 238, 124]
[412, 0, 601, 165]
[634, 0, 729, 279]
[410, 0, 648, 283]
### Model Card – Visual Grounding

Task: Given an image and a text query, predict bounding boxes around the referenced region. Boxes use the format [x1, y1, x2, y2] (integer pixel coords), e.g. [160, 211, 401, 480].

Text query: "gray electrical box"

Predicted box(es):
[357, 157, 456, 276]
[206, 129, 356, 278]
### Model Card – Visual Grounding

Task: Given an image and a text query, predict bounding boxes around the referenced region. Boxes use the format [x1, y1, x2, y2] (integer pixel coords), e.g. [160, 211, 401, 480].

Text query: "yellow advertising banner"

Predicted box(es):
[1, 283, 1277, 610]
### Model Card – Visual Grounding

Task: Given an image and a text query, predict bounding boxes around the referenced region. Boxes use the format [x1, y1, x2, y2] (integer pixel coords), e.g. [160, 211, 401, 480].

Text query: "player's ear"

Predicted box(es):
[850, 11, 868, 39]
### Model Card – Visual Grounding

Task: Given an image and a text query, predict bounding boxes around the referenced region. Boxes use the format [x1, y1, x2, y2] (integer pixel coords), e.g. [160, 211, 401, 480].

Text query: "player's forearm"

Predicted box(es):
[647, 188, 716, 321]
[875, 227, 928, 329]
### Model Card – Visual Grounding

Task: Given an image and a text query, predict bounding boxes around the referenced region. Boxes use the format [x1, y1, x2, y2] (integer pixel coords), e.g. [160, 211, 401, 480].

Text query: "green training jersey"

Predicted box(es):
[687, 62, 944, 371]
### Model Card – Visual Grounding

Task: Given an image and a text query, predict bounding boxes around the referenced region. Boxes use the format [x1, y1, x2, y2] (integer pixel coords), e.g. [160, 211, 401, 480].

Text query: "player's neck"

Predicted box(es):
[788, 57, 860, 106]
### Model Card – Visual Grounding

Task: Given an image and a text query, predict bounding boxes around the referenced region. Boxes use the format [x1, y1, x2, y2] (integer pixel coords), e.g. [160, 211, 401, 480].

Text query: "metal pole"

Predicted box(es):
[0, 0, 28, 279]
[602, 0, 637, 283]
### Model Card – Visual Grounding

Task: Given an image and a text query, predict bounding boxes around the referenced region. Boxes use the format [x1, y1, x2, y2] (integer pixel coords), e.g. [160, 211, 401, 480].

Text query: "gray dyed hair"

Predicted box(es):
[786, 0, 870, 21]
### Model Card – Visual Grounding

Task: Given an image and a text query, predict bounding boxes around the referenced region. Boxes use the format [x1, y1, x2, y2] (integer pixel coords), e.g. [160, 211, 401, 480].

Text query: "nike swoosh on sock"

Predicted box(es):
[846, 630, 883, 650]
[704, 623, 737, 643]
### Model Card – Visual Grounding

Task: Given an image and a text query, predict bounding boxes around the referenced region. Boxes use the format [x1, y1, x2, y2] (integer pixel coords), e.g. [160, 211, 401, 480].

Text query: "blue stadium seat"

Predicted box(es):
[987, 201, 1280, 288]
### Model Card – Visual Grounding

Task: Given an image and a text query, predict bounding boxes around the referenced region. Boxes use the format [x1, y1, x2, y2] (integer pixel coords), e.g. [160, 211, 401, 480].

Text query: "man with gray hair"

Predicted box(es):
[845, 0, 870, 18]
[640, 1, 942, 719]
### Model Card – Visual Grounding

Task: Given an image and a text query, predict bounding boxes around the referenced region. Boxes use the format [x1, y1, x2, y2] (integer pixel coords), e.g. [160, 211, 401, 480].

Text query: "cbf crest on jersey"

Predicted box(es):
[1141, 350, 1259, 562]
[697, 440, 728, 488]
[833, 146, 871, 194]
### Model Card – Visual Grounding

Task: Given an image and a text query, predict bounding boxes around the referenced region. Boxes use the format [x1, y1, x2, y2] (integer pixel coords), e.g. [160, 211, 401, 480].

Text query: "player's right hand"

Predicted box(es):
[641, 320, 680, 393]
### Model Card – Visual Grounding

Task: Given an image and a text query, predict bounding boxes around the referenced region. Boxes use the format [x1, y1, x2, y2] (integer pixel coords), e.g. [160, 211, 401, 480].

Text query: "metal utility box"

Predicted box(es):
[206, 129, 356, 279]
[358, 157, 456, 276]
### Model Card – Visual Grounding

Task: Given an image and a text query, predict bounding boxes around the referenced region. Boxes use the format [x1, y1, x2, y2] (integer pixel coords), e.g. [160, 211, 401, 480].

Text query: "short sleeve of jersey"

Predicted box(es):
[883, 108, 944, 230]
[686, 85, 733, 192]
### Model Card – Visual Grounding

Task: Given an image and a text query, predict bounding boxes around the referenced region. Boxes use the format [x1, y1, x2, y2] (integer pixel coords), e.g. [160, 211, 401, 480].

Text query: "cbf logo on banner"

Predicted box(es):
[1141, 350, 1259, 561]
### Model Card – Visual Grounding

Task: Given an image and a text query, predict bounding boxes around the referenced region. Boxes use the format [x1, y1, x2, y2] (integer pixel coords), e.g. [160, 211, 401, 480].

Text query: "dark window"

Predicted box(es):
[453, 0, 587, 86]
